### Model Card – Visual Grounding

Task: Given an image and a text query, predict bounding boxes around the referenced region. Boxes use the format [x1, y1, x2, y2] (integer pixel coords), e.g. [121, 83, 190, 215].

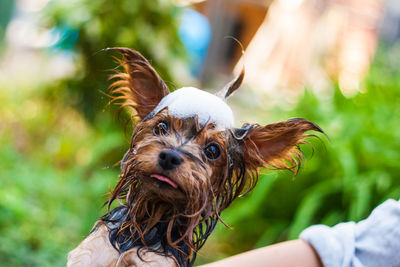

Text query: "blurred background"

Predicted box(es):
[1, 0, 400, 266]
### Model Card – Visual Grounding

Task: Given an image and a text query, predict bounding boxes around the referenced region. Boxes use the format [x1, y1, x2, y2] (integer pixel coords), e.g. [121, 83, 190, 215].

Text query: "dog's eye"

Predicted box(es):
[153, 121, 169, 136]
[204, 143, 221, 160]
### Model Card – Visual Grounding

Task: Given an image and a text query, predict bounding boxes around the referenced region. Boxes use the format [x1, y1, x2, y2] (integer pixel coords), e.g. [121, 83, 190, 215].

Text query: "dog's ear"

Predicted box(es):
[216, 67, 245, 100]
[235, 118, 324, 174]
[108, 48, 170, 120]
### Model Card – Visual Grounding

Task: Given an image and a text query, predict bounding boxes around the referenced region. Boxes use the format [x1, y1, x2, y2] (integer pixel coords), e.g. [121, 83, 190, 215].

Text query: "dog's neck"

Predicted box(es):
[101, 204, 210, 267]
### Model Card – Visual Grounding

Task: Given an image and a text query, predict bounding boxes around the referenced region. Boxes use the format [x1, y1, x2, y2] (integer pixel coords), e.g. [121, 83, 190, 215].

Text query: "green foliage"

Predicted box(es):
[0, 142, 116, 266]
[196, 51, 400, 264]
[43, 0, 185, 120]
[0, 0, 14, 44]
[0, 83, 123, 266]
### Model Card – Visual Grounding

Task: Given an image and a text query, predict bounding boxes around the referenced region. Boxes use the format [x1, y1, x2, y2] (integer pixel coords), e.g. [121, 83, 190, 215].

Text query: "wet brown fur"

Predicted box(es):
[108, 114, 242, 257]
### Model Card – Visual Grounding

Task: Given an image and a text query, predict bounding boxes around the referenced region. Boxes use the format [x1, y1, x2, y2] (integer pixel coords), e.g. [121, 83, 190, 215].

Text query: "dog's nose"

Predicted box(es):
[158, 150, 183, 170]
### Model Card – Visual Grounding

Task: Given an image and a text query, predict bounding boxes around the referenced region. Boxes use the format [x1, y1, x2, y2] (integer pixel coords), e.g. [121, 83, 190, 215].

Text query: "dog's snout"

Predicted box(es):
[158, 150, 183, 170]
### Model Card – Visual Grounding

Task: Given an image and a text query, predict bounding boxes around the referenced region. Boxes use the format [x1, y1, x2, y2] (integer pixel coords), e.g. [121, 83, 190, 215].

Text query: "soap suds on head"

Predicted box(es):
[152, 87, 234, 130]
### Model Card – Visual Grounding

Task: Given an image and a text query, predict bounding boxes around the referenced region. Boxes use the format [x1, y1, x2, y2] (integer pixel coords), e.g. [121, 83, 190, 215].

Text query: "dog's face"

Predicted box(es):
[123, 112, 226, 204]
[106, 48, 323, 255]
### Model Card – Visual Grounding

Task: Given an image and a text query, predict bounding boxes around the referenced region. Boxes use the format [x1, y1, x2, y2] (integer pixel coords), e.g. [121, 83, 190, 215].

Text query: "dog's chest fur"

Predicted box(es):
[67, 221, 178, 267]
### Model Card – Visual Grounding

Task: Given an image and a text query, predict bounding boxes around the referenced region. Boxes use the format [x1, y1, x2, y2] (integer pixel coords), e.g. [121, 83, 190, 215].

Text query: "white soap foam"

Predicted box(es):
[152, 87, 234, 130]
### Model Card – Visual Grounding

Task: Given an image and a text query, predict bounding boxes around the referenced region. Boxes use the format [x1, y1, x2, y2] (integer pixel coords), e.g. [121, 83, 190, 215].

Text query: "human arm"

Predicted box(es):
[201, 199, 400, 267]
[198, 239, 322, 267]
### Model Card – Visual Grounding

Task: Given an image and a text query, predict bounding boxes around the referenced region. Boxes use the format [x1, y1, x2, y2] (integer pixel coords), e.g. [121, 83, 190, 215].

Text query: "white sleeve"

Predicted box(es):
[300, 199, 400, 267]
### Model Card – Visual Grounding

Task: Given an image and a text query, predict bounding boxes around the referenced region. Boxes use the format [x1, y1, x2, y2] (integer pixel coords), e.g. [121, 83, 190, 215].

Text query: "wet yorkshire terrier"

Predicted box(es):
[67, 48, 324, 267]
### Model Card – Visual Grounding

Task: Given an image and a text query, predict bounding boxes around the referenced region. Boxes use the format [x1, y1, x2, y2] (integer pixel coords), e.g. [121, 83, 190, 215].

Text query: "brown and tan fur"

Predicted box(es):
[67, 48, 324, 267]
[67, 222, 178, 267]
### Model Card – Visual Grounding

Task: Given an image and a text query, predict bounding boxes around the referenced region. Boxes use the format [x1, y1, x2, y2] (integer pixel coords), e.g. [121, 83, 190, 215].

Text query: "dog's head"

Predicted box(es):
[106, 48, 323, 258]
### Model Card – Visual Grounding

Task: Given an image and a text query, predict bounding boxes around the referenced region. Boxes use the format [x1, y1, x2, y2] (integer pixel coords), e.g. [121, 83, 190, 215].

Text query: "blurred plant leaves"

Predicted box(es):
[42, 0, 185, 121]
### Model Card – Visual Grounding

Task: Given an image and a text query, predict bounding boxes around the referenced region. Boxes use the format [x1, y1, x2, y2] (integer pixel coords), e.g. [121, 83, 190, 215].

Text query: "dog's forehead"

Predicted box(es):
[152, 87, 234, 130]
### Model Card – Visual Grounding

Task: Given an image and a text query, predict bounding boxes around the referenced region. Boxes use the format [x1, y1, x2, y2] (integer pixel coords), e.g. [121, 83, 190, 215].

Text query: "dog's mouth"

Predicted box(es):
[150, 174, 178, 189]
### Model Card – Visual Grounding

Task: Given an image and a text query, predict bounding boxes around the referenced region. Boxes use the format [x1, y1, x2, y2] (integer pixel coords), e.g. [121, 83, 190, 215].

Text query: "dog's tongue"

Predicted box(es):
[150, 174, 178, 188]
